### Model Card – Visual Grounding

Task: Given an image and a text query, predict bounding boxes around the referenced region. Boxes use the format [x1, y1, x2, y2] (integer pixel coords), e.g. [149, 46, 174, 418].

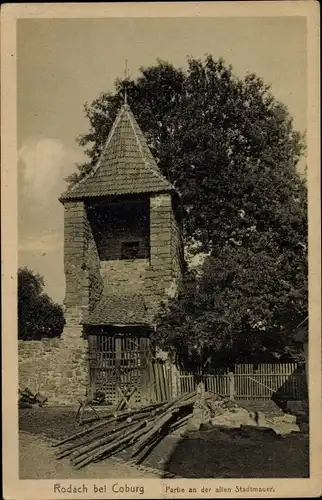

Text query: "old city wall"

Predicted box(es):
[18, 338, 88, 405]
[144, 194, 183, 321]
[170, 205, 184, 286]
[64, 200, 103, 324]
[18, 201, 104, 405]
[100, 259, 149, 295]
[18, 195, 183, 404]
[96, 194, 183, 312]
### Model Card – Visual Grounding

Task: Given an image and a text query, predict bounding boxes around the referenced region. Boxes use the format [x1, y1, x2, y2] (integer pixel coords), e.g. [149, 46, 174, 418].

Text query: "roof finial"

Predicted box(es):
[124, 59, 129, 105]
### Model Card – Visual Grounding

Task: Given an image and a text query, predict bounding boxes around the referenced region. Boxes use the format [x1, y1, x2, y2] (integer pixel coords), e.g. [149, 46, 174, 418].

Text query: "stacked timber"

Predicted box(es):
[53, 391, 196, 469]
[19, 388, 48, 408]
[54, 390, 292, 470]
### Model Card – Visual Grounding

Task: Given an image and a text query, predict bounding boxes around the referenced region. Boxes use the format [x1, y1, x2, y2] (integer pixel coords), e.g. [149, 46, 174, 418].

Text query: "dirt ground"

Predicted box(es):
[161, 427, 309, 478]
[19, 432, 159, 479]
[19, 406, 309, 479]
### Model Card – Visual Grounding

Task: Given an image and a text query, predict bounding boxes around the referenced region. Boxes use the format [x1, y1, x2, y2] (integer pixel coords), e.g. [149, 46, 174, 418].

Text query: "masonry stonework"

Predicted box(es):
[64, 201, 86, 311]
[18, 338, 88, 405]
[143, 194, 183, 320]
[100, 259, 149, 295]
[18, 103, 184, 405]
[21, 200, 104, 405]
[84, 211, 104, 314]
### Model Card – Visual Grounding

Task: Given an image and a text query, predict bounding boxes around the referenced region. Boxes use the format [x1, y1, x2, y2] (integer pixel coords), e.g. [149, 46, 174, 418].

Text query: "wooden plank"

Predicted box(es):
[148, 361, 156, 403]
[139, 337, 147, 404]
[88, 335, 97, 399]
[153, 362, 161, 402]
[163, 364, 170, 400]
[115, 337, 122, 404]
[107, 336, 111, 403]
[160, 364, 167, 401]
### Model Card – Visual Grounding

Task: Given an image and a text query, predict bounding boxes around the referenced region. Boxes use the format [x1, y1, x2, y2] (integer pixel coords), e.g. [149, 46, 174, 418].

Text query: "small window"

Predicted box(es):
[121, 241, 140, 260]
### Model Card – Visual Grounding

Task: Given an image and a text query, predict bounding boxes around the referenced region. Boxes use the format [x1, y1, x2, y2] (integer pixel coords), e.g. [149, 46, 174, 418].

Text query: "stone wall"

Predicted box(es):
[64, 201, 104, 321]
[88, 200, 150, 260]
[144, 193, 183, 320]
[63, 194, 183, 325]
[84, 212, 104, 315]
[18, 338, 88, 405]
[100, 259, 149, 295]
[63, 201, 87, 311]
[45, 192, 184, 404]
[170, 207, 184, 287]
[64, 202, 104, 318]
[45, 200, 105, 404]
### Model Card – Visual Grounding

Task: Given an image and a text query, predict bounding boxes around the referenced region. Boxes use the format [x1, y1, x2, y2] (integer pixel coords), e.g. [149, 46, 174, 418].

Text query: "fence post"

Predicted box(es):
[228, 371, 235, 400]
[170, 363, 178, 398]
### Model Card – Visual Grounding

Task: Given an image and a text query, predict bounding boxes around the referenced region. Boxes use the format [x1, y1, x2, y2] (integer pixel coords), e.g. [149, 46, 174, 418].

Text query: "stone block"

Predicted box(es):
[150, 213, 171, 221]
[64, 242, 83, 250]
[151, 232, 171, 242]
[44, 380, 59, 392]
[211, 408, 255, 428]
[150, 222, 171, 230]
[63, 328, 84, 341]
[254, 411, 268, 427]
[211, 417, 241, 428]
[63, 201, 80, 209]
[65, 221, 83, 229]
[150, 194, 172, 209]
[272, 414, 297, 425]
[186, 416, 202, 432]
[151, 247, 171, 257]
[150, 257, 172, 268]
[49, 338, 61, 348]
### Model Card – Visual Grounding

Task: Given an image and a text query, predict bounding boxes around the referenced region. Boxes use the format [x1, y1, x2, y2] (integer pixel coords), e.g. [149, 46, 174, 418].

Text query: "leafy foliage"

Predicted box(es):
[71, 56, 307, 369]
[153, 241, 306, 372]
[18, 267, 65, 340]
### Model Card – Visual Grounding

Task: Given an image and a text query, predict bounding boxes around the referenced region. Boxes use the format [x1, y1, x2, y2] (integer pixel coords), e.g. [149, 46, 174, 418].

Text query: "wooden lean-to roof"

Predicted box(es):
[86, 294, 149, 326]
[60, 103, 174, 201]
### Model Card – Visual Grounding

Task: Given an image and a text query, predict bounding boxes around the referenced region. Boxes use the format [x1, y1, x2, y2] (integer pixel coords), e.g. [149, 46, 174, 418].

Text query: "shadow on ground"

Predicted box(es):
[159, 427, 309, 478]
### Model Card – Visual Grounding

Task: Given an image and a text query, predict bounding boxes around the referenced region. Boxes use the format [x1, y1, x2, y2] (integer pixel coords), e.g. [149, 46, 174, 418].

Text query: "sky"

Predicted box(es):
[17, 16, 307, 304]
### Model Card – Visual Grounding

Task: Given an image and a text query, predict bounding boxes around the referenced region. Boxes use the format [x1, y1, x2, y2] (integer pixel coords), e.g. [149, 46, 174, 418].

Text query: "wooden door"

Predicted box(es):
[88, 332, 152, 406]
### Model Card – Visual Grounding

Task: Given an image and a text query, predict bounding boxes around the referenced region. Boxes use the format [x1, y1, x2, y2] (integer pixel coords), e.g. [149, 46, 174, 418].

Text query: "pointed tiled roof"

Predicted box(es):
[60, 104, 174, 201]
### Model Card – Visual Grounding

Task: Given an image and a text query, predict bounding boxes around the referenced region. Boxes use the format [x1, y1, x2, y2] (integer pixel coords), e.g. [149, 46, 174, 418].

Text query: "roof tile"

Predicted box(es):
[85, 294, 149, 325]
[60, 104, 174, 201]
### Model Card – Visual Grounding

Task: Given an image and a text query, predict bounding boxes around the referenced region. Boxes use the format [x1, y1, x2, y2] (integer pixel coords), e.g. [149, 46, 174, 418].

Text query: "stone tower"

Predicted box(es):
[59, 103, 184, 404]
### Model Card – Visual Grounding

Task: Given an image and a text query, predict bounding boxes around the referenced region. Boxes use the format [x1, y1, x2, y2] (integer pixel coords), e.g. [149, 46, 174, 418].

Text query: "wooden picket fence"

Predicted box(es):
[151, 361, 172, 402]
[177, 363, 307, 400]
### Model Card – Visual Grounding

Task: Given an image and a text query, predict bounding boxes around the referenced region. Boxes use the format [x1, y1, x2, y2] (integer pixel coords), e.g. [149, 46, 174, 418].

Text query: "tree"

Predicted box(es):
[153, 242, 306, 374]
[18, 267, 65, 340]
[70, 56, 307, 370]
